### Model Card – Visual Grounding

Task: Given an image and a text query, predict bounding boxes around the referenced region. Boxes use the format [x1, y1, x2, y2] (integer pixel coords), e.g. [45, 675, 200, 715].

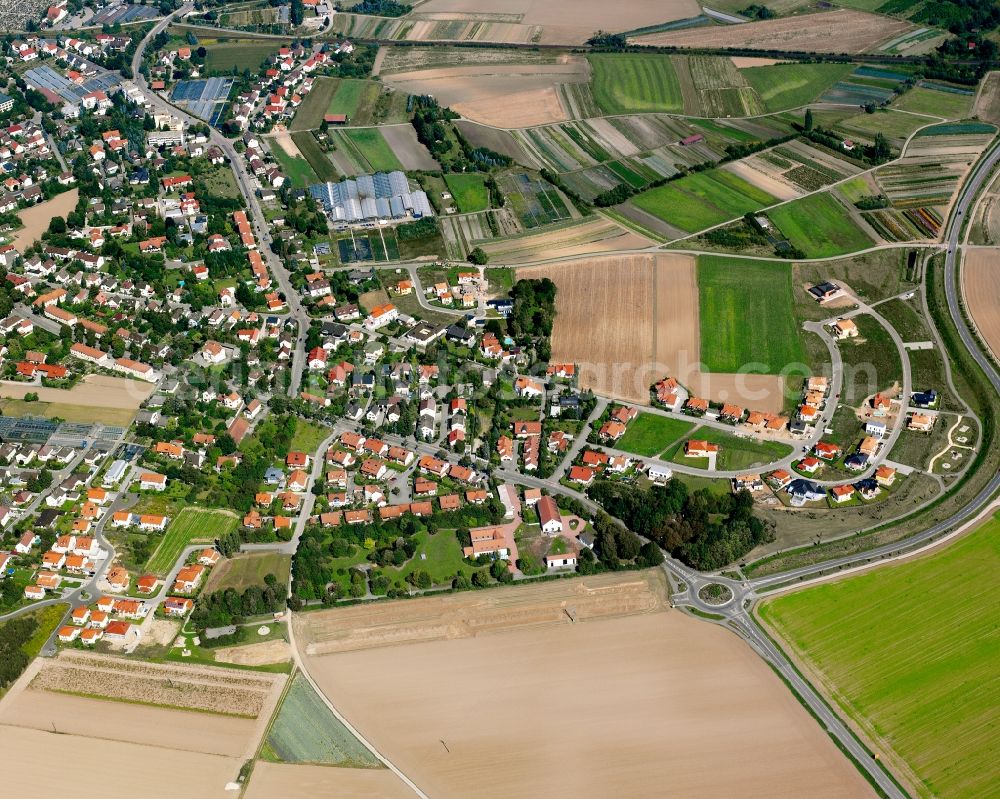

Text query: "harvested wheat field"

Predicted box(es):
[246, 762, 415, 799]
[518, 254, 786, 409]
[0, 373, 154, 409]
[0, 726, 238, 799]
[974, 72, 1000, 125]
[962, 248, 1000, 358]
[10, 188, 78, 251]
[296, 572, 873, 799]
[481, 216, 655, 262]
[631, 10, 912, 54]
[298, 570, 669, 655]
[383, 61, 589, 128]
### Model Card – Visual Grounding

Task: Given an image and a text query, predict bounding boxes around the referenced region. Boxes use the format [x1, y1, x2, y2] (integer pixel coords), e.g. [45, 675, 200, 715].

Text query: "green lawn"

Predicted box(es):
[263, 673, 381, 767]
[204, 552, 291, 593]
[270, 140, 319, 188]
[631, 169, 778, 233]
[666, 427, 792, 471]
[204, 41, 281, 73]
[616, 413, 695, 457]
[892, 86, 973, 119]
[290, 418, 328, 454]
[146, 507, 239, 575]
[698, 255, 808, 373]
[741, 63, 855, 113]
[759, 515, 1000, 799]
[768, 192, 874, 257]
[382, 529, 481, 587]
[342, 128, 403, 172]
[444, 173, 489, 213]
[588, 53, 683, 115]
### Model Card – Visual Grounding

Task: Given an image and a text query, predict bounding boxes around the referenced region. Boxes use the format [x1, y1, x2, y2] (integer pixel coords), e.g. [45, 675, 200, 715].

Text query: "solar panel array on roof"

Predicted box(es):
[308, 171, 434, 224]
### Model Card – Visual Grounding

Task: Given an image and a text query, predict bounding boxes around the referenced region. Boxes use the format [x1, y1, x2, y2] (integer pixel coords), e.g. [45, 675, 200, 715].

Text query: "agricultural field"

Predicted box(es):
[477, 215, 656, 262]
[759, 516, 1000, 799]
[444, 173, 489, 213]
[329, 128, 404, 173]
[834, 108, 931, 145]
[296, 571, 871, 799]
[262, 673, 381, 767]
[518, 254, 786, 411]
[588, 54, 683, 115]
[892, 84, 975, 118]
[268, 134, 319, 188]
[961, 248, 1000, 359]
[203, 40, 281, 73]
[146, 507, 239, 575]
[697, 256, 809, 374]
[742, 62, 854, 113]
[203, 552, 292, 594]
[767, 192, 875, 257]
[496, 172, 573, 229]
[615, 413, 695, 457]
[629, 168, 778, 236]
[973, 70, 1000, 125]
[630, 9, 916, 54]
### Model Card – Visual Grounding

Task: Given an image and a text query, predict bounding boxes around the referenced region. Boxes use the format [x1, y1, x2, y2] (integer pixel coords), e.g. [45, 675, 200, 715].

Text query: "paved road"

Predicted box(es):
[131, 7, 309, 397]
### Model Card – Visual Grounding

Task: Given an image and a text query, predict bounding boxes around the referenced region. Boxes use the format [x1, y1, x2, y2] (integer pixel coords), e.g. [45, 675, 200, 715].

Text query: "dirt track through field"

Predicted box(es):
[631, 9, 913, 54]
[962, 248, 1000, 358]
[296, 574, 874, 799]
[518, 255, 786, 410]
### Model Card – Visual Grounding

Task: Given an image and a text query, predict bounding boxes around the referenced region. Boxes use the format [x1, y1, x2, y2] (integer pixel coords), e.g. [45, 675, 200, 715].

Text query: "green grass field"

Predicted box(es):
[383, 529, 482, 586]
[666, 427, 792, 471]
[697, 255, 808, 373]
[759, 516, 1000, 799]
[836, 108, 930, 142]
[892, 86, 973, 119]
[269, 139, 318, 188]
[290, 418, 328, 454]
[204, 41, 280, 74]
[631, 169, 778, 233]
[342, 128, 403, 172]
[768, 192, 874, 257]
[146, 507, 239, 575]
[588, 54, 683, 115]
[290, 132, 339, 183]
[204, 552, 291, 593]
[444, 173, 489, 213]
[741, 63, 855, 113]
[615, 413, 695, 457]
[263, 673, 382, 767]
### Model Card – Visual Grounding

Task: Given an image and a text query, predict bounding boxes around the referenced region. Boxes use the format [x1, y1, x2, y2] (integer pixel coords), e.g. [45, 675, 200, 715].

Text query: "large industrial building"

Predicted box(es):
[308, 171, 433, 225]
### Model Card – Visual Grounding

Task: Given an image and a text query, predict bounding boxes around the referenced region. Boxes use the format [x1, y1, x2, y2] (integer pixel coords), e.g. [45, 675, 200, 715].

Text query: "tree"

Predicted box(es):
[803, 107, 814, 132]
[873, 132, 891, 162]
[467, 246, 489, 265]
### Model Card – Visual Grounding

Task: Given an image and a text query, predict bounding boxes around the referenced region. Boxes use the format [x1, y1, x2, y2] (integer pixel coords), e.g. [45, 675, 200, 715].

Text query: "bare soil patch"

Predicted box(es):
[0, 726, 239, 799]
[0, 373, 154, 409]
[974, 71, 1000, 125]
[270, 126, 303, 159]
[632, 10, 913, 54]
[379, 124, 440, 171]
[298, 580, 873, 799]
[246, 762, 415, 799]
[296, 570, 669, 655]
[214, 639, 292, 666]
[383, 62, 589, 128]
[962, 248, 1000, 358]
[10, 188, 78, 251]
[518, 254, 785, 410]
[730, 56, 786, 68]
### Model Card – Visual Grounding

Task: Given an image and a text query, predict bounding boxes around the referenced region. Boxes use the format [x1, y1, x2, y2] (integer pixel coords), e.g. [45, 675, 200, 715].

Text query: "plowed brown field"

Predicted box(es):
[631, 10, 912, 54]
[518, 254, 785, 410]
[296, 573, 874, 799]
[962, 248, 1000, 358]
